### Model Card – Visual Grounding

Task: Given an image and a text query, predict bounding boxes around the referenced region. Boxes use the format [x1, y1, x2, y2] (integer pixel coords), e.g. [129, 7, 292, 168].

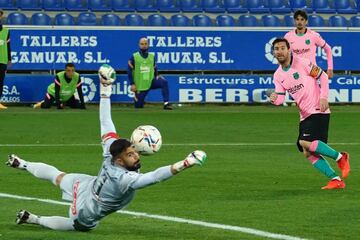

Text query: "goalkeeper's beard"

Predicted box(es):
[125, 162, 141, 171]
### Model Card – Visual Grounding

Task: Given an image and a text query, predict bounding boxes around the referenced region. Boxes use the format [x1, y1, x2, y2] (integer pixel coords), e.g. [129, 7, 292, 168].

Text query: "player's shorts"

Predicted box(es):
[60, 173, 97, 231]
[297, 113, 330, 152]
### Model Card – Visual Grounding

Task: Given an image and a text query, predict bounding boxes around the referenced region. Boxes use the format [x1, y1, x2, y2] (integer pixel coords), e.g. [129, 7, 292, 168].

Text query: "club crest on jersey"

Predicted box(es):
[305, 39, 310, 45]
[293, 72, 300, 80]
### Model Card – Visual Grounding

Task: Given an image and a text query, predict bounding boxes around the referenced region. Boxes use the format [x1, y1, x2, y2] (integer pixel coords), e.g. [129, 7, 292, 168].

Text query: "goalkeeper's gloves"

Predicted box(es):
[172, 150, 207, 173]
[100, 77, 113, 97]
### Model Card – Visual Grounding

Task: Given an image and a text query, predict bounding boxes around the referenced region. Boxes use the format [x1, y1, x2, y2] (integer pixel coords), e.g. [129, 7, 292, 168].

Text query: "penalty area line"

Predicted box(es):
[0, 192, 308, 240]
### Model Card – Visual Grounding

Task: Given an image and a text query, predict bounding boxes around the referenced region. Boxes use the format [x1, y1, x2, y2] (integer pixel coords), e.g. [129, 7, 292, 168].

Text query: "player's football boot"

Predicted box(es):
[163, 103, 173, 110]
[16, 210, 30, 224]
[33, 101, 44, 109]
[6, 154, 23, 168]
[0, 103, 8, 109]
[321, 179, 345, 190]
[337, 152, 350, 179]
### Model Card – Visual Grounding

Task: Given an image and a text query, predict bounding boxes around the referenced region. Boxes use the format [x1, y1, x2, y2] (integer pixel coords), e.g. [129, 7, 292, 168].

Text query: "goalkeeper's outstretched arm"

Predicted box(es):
[130, 150, 207, 190]
[99, 76, 117, 140]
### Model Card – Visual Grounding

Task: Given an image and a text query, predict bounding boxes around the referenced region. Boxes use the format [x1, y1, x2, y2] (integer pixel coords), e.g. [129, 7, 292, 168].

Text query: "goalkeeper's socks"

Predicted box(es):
[309, 140, 342, 161]
[313, 157, 338, 179]
[26, 162, 63, 185]
[39, 216, 75, 230]
[15, 158, 28, 170]
[27, 213, 40, 224]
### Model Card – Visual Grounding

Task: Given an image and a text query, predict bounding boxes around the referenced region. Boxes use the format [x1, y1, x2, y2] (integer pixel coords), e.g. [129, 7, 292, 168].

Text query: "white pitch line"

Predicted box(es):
[0, 142, 359, 147]
[0, 192, 308, 240]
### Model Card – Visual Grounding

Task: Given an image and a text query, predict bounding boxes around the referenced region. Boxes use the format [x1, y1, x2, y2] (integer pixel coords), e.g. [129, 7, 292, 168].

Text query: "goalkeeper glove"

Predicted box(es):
[100, 77, 113, 97]
[172, 150, 207, 173]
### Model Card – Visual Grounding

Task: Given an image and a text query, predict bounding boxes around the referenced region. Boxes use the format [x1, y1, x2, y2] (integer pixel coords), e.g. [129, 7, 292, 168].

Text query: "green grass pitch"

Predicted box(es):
[0, 105, 359, 240]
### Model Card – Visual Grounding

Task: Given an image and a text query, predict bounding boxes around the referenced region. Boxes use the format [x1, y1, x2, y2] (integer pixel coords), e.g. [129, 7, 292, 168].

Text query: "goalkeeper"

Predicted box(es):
[7, 70, 207, 232]
[33, 63, 85, 109]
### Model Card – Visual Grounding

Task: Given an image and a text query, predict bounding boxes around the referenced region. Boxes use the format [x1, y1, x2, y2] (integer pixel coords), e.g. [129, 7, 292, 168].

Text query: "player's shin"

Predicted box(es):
[309, 140, 342, 161]
[39, 216, 75, 231]
[312, 157, 339, 179]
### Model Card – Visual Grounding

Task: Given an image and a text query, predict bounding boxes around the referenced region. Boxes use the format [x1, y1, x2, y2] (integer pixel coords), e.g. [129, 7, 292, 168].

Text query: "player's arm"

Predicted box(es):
[308, 62, 330, 112]
[7, 31, 11, 65]
[269, 77, 286, 105]
[99, 73, 118, 148]
[127, 56, 136, 92]
[54, 76, 63, 109]
[129, 151, 207, 190]
[154, 53, 159, 79]
[315, 33, 333, 77]
[76, 77, 86, 109]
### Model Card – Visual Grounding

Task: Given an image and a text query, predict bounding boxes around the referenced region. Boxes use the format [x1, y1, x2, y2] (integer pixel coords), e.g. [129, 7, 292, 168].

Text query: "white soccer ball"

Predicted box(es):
[130, 125, 162, 155]
[98, 64, 116, 85]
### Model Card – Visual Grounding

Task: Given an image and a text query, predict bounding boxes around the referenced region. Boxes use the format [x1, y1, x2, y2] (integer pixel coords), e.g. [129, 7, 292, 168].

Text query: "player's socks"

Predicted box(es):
[313, 157, 338, 179]
[26, 162, 63, 185]
[39, 216, 75, 231]
[25, 212, 40, 224]
[309, 140, 341, 161]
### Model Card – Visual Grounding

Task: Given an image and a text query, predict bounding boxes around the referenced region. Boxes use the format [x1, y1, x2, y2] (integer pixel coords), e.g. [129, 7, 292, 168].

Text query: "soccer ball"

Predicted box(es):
[98, 64, 116, 85]
[130, 125, 162, 155]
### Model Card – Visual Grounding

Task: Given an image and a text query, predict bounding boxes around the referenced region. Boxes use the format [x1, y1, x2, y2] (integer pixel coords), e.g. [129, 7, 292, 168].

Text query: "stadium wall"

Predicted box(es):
[7, 26, 360, 71]
[2, 74, 360, 103]
[4, 26, 360, 103]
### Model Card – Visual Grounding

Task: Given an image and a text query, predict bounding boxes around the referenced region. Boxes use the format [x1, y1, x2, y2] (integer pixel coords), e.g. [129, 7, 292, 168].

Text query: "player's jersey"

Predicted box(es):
[284, 28, 326, 65]
[273, 55, 330, 121]
[75, 138, 141, 227]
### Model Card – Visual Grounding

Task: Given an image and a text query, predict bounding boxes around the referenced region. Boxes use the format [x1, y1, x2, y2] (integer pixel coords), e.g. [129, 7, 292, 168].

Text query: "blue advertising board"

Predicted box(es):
[1, 74, 359, 103]
[7, 27, 360, 71]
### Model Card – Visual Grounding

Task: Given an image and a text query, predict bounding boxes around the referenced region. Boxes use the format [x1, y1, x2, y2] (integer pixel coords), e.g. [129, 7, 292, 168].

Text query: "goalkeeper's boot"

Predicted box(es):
[16, 210, 31, 224]
[337, 152, 350, 179]
[321, 179, 345, 190]
[0, 103, 8, 109]
[6, 154, 26, 169]
[33, 101, 44, 109]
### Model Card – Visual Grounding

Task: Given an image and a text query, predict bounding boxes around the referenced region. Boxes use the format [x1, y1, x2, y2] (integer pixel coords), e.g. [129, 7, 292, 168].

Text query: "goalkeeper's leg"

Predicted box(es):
[6, 154, 65, 186]
[16, 210, 75, 231]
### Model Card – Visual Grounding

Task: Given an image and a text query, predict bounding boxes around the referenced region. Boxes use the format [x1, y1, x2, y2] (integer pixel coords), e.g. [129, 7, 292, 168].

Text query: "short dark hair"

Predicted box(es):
[294, 10, 308, 20]
[110, 139, 132, 163]
[0, 10, 4, 17]
[65, 63, 75, 69]
[272, 38, 290, 50]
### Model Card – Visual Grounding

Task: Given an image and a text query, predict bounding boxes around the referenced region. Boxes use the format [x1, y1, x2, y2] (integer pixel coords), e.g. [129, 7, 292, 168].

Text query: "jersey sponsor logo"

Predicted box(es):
[140, 65, 151, 73]
[293, 48, 310, 55]
[288, 83, 304, 95]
